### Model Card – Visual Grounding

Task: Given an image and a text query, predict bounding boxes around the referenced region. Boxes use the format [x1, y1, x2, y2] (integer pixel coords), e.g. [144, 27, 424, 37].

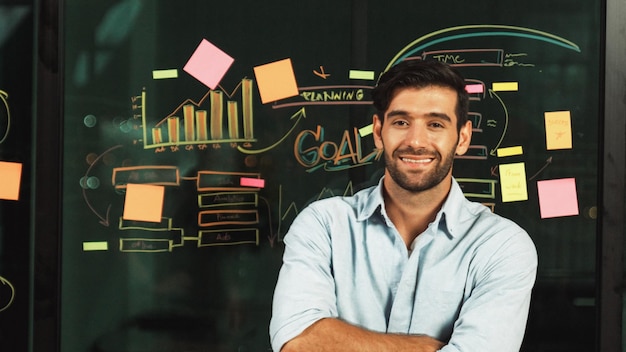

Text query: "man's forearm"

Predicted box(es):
[281, 318, 444, 352]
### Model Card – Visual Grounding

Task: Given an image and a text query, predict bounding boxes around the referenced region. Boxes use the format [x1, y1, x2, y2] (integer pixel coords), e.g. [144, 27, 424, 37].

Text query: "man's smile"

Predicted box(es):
[400, 156, 433, 164]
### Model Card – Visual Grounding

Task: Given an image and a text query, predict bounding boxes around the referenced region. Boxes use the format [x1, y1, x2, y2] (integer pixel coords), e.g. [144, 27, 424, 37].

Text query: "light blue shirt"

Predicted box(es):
[270, 177, 537, 352]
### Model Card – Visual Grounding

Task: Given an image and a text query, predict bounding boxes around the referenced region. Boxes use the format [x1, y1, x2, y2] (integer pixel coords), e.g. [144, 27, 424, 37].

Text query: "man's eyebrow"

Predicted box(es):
[426, 112, 453, 122]
[386, 109, 410, 118]
[386, 110, 453, 122]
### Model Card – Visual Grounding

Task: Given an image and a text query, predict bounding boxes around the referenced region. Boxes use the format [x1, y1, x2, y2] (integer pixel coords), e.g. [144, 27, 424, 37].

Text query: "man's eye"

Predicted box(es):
[393, 120, 409, 126]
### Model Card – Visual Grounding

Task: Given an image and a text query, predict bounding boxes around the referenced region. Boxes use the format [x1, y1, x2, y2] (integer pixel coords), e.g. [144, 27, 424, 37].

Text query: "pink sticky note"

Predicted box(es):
[465, 84, 484, 94]
[537, 178, 579, 218]
[240, 177, 265, 188]
[123, 183, 165, 222]
[253, 58, 299, 103]
[183, 39, 234, 89]
[0, 161, 22, 201]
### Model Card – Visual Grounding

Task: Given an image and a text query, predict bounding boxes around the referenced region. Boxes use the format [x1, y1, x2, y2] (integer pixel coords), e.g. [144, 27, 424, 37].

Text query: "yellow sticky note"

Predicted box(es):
[152, 69, 178, 79]
[349, 70, 375, 80]
[359, 124, 373, 137]
[499, 162, 528, 202]
[83, 242, 109, 251]
[545, 111, 572, 150]
[253, 58, 299, 104]
[123, 183, 165, 222]
[492, 82, 518, 92]
[0, 161, 22, 201]
[496, 146, 523, 157]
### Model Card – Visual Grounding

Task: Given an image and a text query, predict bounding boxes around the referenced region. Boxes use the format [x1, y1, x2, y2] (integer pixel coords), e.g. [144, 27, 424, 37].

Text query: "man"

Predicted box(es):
[269, 59, 538, 352]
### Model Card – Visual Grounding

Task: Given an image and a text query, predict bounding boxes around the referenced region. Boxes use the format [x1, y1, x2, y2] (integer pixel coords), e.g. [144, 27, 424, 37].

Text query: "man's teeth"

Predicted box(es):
[402, 157, 431, 163]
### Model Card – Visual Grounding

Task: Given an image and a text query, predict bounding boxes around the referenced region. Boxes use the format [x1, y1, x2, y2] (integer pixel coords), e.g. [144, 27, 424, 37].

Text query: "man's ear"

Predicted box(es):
[455, 120, 473, 156]
[372, 114, 384, 150]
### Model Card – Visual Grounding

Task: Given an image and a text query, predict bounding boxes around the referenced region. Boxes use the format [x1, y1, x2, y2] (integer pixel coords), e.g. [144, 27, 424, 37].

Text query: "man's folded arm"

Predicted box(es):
[281, 317, 444, 352]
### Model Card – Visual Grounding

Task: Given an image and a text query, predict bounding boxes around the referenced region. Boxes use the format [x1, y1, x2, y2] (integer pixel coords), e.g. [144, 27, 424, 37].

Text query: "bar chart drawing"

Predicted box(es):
[137, 78, 257, 149]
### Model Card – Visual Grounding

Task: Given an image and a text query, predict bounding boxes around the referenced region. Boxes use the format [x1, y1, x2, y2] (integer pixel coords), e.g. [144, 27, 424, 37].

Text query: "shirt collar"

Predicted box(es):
[356, 176, 386, 222]
[356, 176, 470, 239]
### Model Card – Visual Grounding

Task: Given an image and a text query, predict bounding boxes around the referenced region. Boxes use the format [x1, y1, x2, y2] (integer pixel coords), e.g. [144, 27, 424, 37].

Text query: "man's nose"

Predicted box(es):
[405, 125, 427, 147]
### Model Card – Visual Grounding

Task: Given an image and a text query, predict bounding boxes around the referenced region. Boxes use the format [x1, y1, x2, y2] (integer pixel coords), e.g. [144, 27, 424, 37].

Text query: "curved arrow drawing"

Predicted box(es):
[487, 89, 509, 155]
[0, 90, 10, 144]
[82, 145, 123, 226]
[237, 108, 306, 155]
[385, 24, 581, 71]
[0, 276, 15, 313]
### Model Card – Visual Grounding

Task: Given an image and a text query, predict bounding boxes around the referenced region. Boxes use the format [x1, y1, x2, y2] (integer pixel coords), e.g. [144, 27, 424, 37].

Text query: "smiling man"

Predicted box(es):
[269, 59, 538, 352]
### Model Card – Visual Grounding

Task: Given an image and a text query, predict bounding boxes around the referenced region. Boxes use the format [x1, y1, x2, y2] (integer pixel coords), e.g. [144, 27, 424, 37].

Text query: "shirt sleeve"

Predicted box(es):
[269, 203, 338, 351]
[441, 229, 538, 352]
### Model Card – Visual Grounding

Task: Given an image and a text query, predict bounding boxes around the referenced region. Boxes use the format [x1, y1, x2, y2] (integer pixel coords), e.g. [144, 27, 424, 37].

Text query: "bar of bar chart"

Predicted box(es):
[210, 91, 223, 140]
[141, 78, 257, 149]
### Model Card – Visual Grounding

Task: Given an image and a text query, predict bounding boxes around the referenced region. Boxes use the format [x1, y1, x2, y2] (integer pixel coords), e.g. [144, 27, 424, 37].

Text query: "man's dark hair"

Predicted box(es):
[371, 59, 469, 131]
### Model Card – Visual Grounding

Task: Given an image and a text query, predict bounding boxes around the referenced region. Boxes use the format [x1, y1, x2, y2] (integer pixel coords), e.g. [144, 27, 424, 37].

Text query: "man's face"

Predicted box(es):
[372, 86, 472, 193]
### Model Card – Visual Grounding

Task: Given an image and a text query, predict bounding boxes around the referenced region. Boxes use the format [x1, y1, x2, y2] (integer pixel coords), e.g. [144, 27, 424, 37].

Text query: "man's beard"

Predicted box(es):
[384, 146, 455, 193]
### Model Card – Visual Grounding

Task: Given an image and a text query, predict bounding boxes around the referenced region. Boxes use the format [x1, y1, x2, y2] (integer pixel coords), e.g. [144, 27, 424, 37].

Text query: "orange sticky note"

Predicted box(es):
[545, 111, 572, 150]
[123, 183, 165, 222]
[0, 161, 22, 201]
[499, 162, 528, 202]
[537, 178, 579, 218]
[253, 58, 299, 104]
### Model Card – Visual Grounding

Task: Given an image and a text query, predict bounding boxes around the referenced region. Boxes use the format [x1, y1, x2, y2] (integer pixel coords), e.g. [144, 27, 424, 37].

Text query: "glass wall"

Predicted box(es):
[57, 1, 603, 351]
[0, 1, 34, 351]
